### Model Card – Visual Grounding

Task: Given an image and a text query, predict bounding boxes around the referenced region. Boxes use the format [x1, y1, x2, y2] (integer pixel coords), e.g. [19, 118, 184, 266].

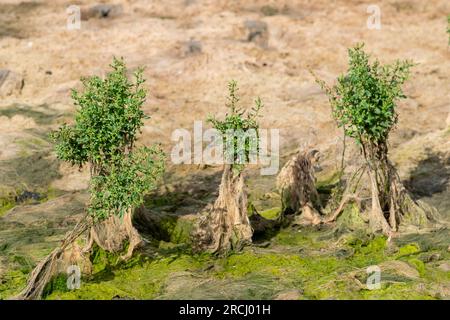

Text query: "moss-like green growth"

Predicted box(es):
[349, 235, 387, 254]
[157, 215, 194, 244]
[42, 273, 70, 298]
[397, 243, 420, 257]
[315, 170, 342, 193]
[2, 180, 448, 300]
[0, 197, 14, 217]
[394, 228, 450, 251]
[315, 170, 345, 210]
[45, 251, 212, 300]
[259, 207, 281, 220]
[407, 258, 426, 277]
[271, 228, 327, 250]
[0, 187, 15, 217]
[334, 203, 367, 233]
[0, 270, 28, 300]
[28, 227, 449, 300]
[214, 251, 304, 278]
[341, 235, 388, 268]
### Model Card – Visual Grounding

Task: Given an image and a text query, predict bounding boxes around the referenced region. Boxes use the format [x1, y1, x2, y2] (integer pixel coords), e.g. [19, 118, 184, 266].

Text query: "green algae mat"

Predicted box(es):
[2, 222, 449, 300]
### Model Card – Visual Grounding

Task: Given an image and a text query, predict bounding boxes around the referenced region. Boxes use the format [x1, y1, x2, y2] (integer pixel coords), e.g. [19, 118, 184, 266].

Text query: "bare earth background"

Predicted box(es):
[0, 0, 449, 299]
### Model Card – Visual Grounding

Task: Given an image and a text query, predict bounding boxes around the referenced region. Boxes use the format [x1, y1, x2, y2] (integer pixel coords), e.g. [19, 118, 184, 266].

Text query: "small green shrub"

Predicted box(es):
[316, 43, 413, 149]
[207, 80, 263, 173]
[51, 58, 165, 220]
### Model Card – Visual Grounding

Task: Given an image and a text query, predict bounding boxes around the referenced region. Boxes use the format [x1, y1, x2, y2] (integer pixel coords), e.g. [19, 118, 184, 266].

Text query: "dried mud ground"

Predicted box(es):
[1, 0, 449, 299]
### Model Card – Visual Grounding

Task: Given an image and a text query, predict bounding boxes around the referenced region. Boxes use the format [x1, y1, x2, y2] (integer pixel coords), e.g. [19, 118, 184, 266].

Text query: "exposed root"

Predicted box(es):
[367, 168, 392, 235]
[193, 165, 253, 254]
[387, 166, 440, 229]
[324, 161, 440, 235]
[84, 209, 143, 260]
[14, 215, 93, 300]
[323, 194, 361, 223]
[292, 203, 322, 226]
[17, 208, 146, 300]
[61, 242, 92, 275]
[276, 148, 322, 224]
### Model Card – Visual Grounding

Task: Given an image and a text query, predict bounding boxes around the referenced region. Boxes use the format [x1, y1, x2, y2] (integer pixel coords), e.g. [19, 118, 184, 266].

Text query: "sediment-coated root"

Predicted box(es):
[193, 165, 253, 254]
[15, 215, 93, 300]
[324, 161, 440, 235]
[292, 203, 323, 226]
[84, 209, 143, 260]
[276, 149, 322, 224]
[17, 208, 145, 300]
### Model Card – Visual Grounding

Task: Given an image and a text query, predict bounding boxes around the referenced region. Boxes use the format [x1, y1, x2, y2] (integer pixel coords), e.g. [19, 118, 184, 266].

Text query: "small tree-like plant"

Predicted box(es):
[193, 80, 263, 254]
[314, 43, 438, 235]
[52, 57, 164, 256]
[18, 58, 164, 299]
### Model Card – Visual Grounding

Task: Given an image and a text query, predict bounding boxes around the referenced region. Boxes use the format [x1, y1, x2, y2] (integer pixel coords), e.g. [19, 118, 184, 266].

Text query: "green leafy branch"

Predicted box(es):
[207, 80, 264, 173]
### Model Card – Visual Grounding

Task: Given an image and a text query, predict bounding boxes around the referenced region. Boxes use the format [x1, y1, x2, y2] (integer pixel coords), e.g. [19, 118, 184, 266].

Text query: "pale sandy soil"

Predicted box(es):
[1, 0, 449, 151]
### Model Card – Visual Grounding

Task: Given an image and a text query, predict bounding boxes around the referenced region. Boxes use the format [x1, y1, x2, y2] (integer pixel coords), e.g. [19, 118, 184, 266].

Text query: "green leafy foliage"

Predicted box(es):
[50, 57, 164, 220]
[315, 43, 414, 147]
[89, 146, 164, 219]
[51, 57, 147, 169]
[207, 80, 263, 173]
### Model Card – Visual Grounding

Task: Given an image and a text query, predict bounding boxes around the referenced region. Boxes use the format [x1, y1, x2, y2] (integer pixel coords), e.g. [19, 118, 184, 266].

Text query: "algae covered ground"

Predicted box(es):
[0, 121, 449, 300]
[0, 101, 449, 300]
[4, 227, 449, 300]
[40, 227, 450, 300]
[1, 179, 449, 300]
